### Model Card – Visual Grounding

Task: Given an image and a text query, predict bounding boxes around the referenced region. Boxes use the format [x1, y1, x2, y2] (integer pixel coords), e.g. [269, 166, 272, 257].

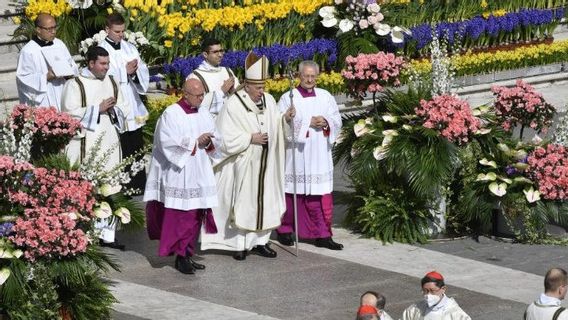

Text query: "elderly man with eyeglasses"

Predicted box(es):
[16, 13, 78, 110]
[186, 38, 239, 118]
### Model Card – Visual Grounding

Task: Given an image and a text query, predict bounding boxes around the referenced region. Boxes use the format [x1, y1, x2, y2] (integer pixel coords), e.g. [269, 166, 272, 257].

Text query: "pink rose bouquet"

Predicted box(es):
[491, 80, 555, 136]
[415, 94, 481, 145]
[342, 52, 405, 99]
[527, 144, 568, 201]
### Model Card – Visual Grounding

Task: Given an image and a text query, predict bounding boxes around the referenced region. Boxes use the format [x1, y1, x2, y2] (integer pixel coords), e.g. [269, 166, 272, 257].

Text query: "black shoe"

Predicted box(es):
[277, 233, 294, 246]
[315, 237, 343, 250]
[233, 251, 247, 261]
[251, 244, 277, 258]
[174, 255, 195, 274]
[188, 256, 205, 270]
[99, 240, 126, 251]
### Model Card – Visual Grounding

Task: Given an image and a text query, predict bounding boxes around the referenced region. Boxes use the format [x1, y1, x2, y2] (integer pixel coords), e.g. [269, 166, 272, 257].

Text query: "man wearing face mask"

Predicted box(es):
[402, 271, 471, 320]
[524, 268, 568, 320]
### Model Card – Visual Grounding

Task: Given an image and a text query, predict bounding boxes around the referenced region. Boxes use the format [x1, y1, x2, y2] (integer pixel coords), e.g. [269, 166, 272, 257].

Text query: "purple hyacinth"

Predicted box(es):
[0, 222, 14, 237]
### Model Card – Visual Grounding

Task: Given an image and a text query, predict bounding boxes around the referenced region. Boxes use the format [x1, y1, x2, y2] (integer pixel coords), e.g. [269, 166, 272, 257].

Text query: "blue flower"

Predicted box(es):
[0, 222, 14, 237]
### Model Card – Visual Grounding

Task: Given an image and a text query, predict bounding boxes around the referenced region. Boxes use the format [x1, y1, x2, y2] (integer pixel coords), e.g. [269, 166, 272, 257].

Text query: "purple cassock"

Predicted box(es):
[144, 98, 217, 257]
[277, 193, 334, 239]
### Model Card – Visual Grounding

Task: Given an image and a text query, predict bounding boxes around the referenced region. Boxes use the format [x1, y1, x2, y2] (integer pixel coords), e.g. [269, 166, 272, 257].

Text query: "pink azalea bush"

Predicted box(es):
[415, 94, 481, 145]
[0, 155, 96, 261]
[491, 80, 555, 133]
[527, 144, 568, 200]
[342, 52, 405, 99]
[10, 104, 81, 155]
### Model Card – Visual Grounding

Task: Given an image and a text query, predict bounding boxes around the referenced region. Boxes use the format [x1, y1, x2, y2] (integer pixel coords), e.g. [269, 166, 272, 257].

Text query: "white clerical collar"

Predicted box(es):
[199, 60, 222, 72]
[80, 67, 105, 81]
[539, 293, 562, 306]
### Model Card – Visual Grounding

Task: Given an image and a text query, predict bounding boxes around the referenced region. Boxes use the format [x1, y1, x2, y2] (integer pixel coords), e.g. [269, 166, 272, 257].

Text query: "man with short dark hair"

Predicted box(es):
[99, 13, 149, 193]
[61, 45, 129, 247]
[186, 38, 239, 117]
[17, 13, 78, 109]
[525, 268, 568, 320]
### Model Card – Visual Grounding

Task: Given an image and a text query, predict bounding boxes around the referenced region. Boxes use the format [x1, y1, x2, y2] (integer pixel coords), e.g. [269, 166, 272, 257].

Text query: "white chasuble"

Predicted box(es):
[61, 69, 129, 171]
[16, 38, 78, 110]
[278, 88, 342, 195]
[143, 103, 218, 210]
[200, 90, 286, 251]
[402, 297, 471, 320]
[99, 39, 149, 131]
[187, 61, 239, 117]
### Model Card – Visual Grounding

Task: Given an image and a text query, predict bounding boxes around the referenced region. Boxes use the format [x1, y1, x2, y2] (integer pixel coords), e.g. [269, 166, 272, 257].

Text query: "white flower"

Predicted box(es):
[373, 146, 387, 160]
[67, 0, 92, 9]
[334, 0, 343, 4]
[374, 23, 391, 36]
[98, 184, 122, 197]
[391, 26, 406, 43]
[479, 158, 498, 168]
[354, 120, 369, 137]
[532, 135, 543, 144]
[476, 172, 497, 181]
[475, 128, 492, 135]
[0, 248, 14, 259]
[85, 38, 94, 46]
[12, 250, 23, 259]
[319, 6, 336, 19]
[0, 268, 10, 285]
[367, 3, 381, 13]
[114, 207, 131, 224]
[489, 182, 507, 197]
[95, 202, 112, 219]
[135, 31, 144, 37]
[382, 114, 398, 123]
[339, 19, 355, 33]
[523, 187, 541, 203]
[322, 17, 338, 28]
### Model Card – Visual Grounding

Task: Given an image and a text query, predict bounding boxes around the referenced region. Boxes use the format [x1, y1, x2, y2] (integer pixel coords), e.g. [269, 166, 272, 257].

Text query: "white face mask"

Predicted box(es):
[424, 294, 442, 308]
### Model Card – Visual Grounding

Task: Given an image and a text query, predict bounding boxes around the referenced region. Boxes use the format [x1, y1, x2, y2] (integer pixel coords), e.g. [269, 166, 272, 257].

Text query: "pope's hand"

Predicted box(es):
[251, 132, 268, 145]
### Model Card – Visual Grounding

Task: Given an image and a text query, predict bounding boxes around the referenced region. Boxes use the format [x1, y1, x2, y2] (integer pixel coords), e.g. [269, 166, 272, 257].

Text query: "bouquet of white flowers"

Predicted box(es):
[79, 30, 150, 55]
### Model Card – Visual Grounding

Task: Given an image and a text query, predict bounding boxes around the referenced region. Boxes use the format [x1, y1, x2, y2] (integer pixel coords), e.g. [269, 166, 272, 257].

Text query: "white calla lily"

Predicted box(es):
[0, 268, 10, 285]
[497, 143, 510, 152]
[382, 114, 398, 123]
[95, 202, 112, 219]
[402, 124, 413, 131]
[373, 146, 387, 160]
[391, 26, 405, 43]
[523, 187, 541, 203]
[354, 120, 369, 137]
[339, 19, 355, 33]
[12, 249, 23, 259]
[498, 176, 513, 184]
[98, 184, 122, 197]
[374, 23, 391, 36]
[472, 109, 482, 116]
[475, 128, 491, 135]
[0, 249, 13, 259]
[476, 172, 497, 181]
[114, 207, 131, 224]
[513, 150, 528, 160]
[365, 117, 374, 125]
[513, 177, 532, 184]
[489, 182, 507, 197]
[479, 158, 497, 168]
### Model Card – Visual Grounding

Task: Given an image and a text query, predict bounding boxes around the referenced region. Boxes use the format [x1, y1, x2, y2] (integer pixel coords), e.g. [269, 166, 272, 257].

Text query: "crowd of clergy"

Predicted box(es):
[16, 11, 568, 320]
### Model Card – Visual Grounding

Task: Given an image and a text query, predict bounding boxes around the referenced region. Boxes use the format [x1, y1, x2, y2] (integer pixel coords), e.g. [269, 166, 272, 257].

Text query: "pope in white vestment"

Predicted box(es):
[60, 47, 129, 244]
[16, 14, 78, 110]
[200, 52, 295, 260]
[187, 38, 238, 117]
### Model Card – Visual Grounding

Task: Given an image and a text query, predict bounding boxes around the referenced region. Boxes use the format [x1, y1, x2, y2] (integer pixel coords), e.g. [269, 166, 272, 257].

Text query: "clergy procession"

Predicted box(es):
[16, 13, 344, 271]
[10, 4, 568, 320]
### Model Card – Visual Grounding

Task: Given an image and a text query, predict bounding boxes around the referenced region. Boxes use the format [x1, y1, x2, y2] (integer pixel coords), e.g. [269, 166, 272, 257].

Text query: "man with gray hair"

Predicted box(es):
[275, 60, 343, 250]
[525, 268, 568, 320]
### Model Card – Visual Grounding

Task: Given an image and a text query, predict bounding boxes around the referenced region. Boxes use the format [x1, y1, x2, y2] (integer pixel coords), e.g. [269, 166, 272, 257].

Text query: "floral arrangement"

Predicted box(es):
[341, 51, 405, 99]
[9, 105, 81, 157]
[319, 1, 407, 43]
[402, 8, 563, 55]
[491, 79, 555, 134]
[527, 144, 568, 200]
[415, 95, 481, 145]
[79, 29, 150, 55]
[162, 38, 338, 89]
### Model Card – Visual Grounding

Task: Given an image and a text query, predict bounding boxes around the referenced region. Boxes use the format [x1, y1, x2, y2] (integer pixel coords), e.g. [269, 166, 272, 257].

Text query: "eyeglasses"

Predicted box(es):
[184, 92, 205, 98]
[38, 25, 57, 32]
[208, 49, 225, 54]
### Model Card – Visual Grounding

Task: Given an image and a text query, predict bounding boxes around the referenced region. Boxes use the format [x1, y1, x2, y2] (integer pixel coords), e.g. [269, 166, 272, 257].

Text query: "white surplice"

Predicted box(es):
[186, 61, 239, 117]
[402, 296, 471, 320]
[99, 38, 149, 131]
[278, 88, 342, 195]
[16, 38, 78, 110]
[61, 68, 130, 242]
[143, 103, 218, 211]
[200, 90, 286, 252]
